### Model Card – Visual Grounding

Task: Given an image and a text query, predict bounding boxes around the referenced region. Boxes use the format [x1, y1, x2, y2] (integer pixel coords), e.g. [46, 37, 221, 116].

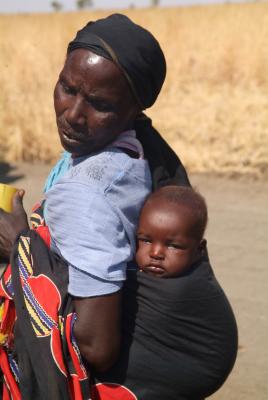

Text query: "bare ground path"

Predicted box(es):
[1, 162, 267, 400]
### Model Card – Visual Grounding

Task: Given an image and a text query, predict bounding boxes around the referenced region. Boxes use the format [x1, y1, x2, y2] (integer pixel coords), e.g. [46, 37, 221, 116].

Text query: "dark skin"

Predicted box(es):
[0, 48, 140, 372]
[136, 198, 206, 278]
[54, 49, 140, 156]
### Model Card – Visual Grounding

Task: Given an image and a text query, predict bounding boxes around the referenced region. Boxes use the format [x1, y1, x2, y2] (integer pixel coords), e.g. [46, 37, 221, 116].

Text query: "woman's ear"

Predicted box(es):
[199, 239, 207, 256]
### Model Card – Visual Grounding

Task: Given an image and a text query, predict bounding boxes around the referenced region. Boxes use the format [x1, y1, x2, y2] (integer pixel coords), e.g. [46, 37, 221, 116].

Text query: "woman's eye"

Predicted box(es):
[90, 100, 114, 113]
[61, 81, 75, 95]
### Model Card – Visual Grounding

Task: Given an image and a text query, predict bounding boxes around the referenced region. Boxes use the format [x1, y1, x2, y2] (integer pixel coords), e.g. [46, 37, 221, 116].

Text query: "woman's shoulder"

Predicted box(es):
[58, 148, 151, 191]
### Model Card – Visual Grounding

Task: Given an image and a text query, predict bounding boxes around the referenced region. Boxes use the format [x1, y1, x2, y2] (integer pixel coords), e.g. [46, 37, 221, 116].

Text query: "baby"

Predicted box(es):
[97, 185, 238, 400]
[136, 185, 207, 278]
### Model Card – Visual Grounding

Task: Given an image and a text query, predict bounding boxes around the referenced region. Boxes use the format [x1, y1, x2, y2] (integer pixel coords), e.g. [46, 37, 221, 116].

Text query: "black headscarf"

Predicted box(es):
[68, 13, 190, 189]
[68, 13, 166, 110]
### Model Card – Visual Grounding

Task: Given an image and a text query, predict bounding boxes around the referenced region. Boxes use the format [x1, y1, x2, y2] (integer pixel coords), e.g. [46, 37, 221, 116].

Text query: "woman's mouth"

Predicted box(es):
[62, 129, 85, 144]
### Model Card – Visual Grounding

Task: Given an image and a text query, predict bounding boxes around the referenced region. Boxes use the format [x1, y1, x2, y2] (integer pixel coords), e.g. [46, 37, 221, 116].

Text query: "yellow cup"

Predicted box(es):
[0, 183, 18, 213]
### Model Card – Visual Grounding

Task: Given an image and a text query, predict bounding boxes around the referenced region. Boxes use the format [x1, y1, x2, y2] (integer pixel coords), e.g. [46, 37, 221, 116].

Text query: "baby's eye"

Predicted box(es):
[137, 237, 151, 244]
[168, 243, 182, 250]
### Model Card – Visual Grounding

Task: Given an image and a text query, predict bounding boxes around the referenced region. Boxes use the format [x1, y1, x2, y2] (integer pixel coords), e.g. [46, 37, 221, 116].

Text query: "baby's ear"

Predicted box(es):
[199, 239, 207, 255]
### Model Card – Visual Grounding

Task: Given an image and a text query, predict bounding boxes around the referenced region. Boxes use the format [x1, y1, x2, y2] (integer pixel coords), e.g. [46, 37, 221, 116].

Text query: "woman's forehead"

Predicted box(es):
[64, 48, 118, 77]
[85, 52, 102, 66]
[62, 48, 130, 95]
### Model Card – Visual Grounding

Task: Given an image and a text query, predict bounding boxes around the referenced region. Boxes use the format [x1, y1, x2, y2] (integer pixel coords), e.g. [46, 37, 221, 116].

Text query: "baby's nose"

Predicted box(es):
[150, 243, 165, 259]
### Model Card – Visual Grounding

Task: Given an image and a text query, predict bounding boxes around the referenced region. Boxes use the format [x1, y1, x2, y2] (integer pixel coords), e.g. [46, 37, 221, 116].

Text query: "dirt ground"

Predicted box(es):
[0, 162, 267, 400]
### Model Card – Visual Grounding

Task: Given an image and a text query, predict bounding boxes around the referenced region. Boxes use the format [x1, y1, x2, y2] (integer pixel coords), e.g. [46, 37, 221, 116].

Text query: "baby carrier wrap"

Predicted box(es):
[96, 260, 238, 399]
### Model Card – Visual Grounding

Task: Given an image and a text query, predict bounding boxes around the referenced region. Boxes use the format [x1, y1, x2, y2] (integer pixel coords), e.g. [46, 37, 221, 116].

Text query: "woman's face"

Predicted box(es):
[54, 48, 139, 157]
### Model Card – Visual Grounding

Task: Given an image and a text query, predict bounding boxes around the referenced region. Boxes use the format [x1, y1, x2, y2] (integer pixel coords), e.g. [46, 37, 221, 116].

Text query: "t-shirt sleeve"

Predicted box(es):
[45, 181, 133, 296]
[68, 265, 123, 297]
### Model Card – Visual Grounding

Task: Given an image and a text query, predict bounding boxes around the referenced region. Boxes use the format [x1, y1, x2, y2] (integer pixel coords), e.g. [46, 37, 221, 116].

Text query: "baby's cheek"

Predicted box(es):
[135, 247, 145, 266]
[135, 250, 141, 265]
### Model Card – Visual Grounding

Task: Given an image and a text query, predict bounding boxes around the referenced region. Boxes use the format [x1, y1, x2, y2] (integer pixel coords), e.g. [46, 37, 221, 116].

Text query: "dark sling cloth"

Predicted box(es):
[94, 261, 238, 400]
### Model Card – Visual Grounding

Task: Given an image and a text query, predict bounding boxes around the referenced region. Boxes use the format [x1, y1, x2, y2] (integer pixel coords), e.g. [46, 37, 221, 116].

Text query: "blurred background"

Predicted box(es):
[1, 0, 268, 176]
[0, 1, 268, 399]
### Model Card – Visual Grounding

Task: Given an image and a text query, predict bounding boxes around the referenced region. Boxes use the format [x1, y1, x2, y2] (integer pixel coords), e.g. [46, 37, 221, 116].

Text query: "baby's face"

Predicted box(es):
[136, 199, 203, 278]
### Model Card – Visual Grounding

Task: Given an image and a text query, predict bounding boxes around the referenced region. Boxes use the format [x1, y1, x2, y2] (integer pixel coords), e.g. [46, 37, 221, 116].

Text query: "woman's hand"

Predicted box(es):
[0, 190, 29, 260]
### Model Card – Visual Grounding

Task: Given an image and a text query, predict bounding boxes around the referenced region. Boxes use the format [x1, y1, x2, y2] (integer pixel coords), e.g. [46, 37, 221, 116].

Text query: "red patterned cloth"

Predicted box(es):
[0, 203, 90, 399]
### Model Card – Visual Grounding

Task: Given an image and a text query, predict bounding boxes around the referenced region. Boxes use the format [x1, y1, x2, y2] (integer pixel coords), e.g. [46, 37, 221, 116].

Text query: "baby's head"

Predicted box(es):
[136, 185, 208, 278]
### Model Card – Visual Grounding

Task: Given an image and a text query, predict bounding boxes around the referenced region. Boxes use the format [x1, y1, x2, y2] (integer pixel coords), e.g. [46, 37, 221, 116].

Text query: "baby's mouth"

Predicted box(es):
[143, 264, 165, 275]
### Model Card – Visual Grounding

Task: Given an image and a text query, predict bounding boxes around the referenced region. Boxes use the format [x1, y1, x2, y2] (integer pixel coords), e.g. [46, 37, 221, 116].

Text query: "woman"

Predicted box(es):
[0, 14, 236, 400]
[0, 14, 188, 399]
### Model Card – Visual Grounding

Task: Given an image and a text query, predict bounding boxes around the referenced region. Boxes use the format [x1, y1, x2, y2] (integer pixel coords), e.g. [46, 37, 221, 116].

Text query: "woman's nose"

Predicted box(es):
[150, 243, 165, 260]
[65, 95, 86, 126]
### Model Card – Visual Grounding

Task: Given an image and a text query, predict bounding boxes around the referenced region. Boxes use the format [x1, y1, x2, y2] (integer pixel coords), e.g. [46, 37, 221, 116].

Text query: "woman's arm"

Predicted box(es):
[73, 290, 122, 372]
[0, 188, 122, 374]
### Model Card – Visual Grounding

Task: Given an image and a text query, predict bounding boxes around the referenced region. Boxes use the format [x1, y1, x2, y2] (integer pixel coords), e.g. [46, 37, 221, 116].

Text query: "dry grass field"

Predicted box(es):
[1, 2, 268, 176]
